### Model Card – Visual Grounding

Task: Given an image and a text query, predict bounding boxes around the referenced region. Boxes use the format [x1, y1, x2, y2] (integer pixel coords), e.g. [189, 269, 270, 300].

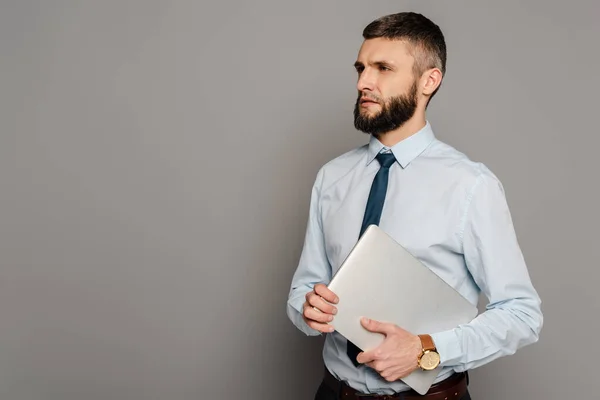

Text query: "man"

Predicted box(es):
[286, 12, 543, 400]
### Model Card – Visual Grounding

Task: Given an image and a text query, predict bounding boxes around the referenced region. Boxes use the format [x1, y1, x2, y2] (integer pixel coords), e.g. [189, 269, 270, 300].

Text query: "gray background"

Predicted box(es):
[1, 1, 598, 399]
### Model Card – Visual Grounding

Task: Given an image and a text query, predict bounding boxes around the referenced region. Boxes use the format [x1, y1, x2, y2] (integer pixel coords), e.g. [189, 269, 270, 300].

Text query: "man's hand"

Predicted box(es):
[356, 317, 422, 382]
[302, 283, 339, 333]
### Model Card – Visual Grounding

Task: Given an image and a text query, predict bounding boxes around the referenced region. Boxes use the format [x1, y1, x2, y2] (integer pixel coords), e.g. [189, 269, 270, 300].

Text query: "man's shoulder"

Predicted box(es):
[323, 143, 368, 168]
[425, 139, 501, 188]
[313, 143, 369, 187]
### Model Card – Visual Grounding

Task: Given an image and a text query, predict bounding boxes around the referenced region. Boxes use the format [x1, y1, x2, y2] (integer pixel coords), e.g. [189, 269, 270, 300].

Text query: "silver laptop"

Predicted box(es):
[327, 225, 478, 395]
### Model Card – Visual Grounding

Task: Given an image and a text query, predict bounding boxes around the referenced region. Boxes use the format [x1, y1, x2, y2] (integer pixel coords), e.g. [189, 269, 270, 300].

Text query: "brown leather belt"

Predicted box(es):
[323, 368, 468, 400]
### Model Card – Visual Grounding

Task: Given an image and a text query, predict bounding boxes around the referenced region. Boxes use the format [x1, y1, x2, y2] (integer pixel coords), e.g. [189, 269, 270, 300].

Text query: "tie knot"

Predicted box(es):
[376, 152, 396, 168]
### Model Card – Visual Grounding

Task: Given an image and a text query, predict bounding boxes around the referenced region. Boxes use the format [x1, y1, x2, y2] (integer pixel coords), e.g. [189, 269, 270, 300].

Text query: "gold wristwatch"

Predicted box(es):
[417, 334, 440, 371]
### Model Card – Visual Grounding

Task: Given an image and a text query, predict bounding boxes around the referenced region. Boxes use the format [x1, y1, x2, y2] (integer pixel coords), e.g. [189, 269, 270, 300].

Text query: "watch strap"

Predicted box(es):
[418, 334, 437, 352]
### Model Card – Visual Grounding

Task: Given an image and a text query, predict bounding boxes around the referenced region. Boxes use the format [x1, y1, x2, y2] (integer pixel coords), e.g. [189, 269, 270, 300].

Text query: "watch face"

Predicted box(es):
[420, 351, 440, 371]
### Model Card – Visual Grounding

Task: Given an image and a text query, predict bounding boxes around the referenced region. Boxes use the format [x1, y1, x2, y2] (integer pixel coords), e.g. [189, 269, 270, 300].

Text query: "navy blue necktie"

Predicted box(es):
[346, 151, 397, 366]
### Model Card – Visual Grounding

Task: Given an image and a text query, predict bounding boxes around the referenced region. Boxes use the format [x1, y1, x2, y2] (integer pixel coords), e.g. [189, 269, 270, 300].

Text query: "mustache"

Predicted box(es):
[358, 93, 383, 103]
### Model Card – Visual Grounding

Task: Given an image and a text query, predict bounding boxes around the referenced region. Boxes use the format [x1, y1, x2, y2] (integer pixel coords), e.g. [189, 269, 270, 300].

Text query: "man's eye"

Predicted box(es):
[379, 65, 390, 71]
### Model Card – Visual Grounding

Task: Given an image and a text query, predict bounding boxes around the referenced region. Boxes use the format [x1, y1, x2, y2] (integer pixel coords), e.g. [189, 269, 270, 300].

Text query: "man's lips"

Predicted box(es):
[360, 98, 380, 106]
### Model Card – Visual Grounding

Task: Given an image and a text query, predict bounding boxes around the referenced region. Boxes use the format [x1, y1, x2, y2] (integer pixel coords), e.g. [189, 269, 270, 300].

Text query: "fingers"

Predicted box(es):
[356, 348, 380, 364]
[314, 283, 339, 304]
[356, 351, 368, 364]
[381, 364, 415, 381]
[301, 284, 339, 334]
[362, 354, 417, 381]
[362, 358, 410, 382]
[379, 366, 406, 382]
[360, 317, 396, 335]
[302, 303, 335, 333]
[365, 360, 388, 372]
[303, 301, 334, 323]
[306, 290, 338, 315]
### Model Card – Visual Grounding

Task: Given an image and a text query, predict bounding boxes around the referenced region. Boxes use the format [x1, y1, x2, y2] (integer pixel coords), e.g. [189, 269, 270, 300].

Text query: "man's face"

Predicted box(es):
[353, 38, 420, 136]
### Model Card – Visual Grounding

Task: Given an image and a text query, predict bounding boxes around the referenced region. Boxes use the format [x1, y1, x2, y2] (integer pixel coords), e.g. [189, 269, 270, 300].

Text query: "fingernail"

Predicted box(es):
[328, 315, 333, 321]
[332, 308, 337, 315]
[362, 317, 370, 323]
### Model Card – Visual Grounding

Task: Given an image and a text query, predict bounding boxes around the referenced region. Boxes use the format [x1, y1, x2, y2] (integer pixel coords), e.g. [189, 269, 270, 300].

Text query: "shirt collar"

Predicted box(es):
[366, 121, 436, 168]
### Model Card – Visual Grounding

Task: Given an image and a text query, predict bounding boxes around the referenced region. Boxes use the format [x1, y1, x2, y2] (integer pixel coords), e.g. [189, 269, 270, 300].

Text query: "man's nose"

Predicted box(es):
[357, 68, 376, 92]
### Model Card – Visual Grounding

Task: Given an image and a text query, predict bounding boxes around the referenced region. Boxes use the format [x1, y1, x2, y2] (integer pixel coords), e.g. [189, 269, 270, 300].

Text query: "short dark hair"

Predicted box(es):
[363, 12, 446, 101]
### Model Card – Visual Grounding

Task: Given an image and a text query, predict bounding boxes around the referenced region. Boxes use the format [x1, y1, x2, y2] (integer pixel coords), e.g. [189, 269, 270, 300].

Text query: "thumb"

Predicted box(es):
[361, 317, 394, 335]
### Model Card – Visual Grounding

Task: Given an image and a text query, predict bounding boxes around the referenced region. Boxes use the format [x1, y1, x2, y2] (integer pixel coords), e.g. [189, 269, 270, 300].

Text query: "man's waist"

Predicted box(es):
[322, 367, 468, 400]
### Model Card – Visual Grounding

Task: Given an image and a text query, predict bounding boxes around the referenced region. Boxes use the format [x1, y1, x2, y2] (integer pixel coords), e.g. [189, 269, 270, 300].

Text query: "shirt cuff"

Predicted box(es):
[431, 329, 463, 367]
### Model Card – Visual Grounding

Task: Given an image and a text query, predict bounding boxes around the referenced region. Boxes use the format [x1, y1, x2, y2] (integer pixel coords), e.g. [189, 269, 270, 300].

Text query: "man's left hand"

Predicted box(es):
[356, 317, 422, 382]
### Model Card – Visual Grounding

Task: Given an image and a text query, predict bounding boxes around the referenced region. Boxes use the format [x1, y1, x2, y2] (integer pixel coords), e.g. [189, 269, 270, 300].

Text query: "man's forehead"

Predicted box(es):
[356, 38, 413, 64]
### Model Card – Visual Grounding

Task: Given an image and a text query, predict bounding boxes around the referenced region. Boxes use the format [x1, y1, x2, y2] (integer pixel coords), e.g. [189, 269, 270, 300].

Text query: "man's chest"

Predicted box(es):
[320, 170, 468, 277]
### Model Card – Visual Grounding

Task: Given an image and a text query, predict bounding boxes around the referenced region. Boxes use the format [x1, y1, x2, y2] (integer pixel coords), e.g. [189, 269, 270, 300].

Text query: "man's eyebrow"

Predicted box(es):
[375, 60, 393, 67]
[353, 60, 395, 69]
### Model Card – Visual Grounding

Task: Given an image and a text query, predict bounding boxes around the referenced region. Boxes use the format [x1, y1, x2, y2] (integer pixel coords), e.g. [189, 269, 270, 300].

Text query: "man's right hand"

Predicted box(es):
[302, 283, 339, 333]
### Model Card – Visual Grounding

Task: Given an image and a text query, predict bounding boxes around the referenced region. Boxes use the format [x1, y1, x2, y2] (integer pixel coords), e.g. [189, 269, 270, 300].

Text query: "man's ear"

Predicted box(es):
[420, 68, 443, 96]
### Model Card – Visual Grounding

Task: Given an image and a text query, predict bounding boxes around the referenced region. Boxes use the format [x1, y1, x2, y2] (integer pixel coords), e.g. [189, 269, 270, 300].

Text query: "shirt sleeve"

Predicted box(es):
[286, 167, 332, 336]
[430, 171, 543, 371]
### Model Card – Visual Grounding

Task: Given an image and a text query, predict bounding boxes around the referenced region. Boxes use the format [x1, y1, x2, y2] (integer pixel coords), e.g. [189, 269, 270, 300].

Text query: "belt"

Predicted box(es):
[323, 368, 468, 400]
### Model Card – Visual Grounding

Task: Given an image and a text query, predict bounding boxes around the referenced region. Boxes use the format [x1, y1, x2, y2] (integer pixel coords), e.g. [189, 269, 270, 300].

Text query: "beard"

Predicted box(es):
[353, 81, 418, 137]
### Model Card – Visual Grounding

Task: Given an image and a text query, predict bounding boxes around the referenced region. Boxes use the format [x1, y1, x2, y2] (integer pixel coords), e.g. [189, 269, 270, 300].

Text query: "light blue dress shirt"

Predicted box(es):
[286, 121, 543, 395]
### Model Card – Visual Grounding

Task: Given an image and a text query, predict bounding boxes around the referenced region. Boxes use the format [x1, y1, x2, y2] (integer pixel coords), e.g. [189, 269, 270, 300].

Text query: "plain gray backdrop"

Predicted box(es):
[1, 1, 598, 399]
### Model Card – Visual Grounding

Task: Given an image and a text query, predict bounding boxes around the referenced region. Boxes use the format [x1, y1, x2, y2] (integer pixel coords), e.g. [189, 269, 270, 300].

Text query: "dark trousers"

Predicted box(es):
[314, 381, 472, 400]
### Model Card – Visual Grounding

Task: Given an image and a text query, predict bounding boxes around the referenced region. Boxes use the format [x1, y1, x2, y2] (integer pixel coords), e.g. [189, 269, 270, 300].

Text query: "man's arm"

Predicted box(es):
[431, 171, 543, 371]
[286, 167, 332, 336]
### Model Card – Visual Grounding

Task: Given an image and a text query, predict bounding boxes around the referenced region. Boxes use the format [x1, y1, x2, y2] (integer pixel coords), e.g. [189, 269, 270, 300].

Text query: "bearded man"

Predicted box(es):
[286, 11, 543, 400]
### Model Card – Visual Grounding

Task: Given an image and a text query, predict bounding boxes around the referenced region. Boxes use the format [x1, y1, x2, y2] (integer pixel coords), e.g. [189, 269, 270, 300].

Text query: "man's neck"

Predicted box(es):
[376, 115, 427, 147]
